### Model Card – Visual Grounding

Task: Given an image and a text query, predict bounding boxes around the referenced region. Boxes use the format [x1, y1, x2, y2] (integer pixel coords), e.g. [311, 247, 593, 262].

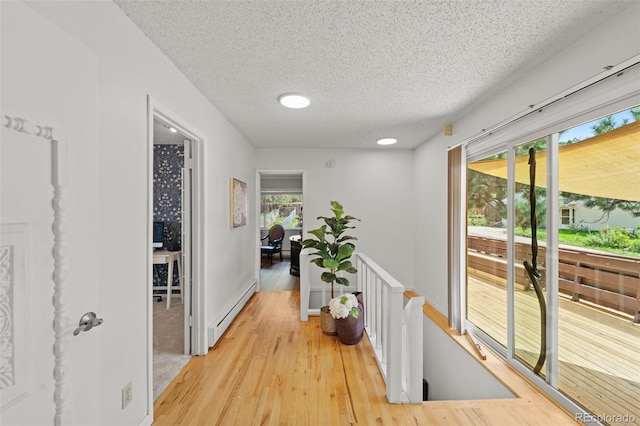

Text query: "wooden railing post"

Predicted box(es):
[403, 296, 424, 402]
[299, 247, 311, 321]
[353, 252, 424, 404]
[385, 287, 404, 402]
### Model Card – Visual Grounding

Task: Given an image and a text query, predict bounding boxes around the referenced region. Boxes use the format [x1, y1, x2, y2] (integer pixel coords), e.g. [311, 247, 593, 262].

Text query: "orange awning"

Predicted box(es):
[468, 121, 640, 201]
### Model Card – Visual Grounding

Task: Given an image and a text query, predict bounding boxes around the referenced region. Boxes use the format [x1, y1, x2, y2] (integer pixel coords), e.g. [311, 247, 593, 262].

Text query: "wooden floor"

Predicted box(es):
[259, 256, 299, 291]
[468, 275, 640, 426]
[154, 290, 577, 425]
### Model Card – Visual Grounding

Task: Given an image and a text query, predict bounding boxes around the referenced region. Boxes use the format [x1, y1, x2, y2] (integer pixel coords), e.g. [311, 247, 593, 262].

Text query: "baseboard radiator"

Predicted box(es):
[208, 279, 257, 347]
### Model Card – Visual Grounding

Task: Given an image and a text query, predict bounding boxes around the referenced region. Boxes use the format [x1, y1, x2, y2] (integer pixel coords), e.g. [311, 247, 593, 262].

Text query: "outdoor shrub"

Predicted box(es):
[630, 238, 640, 254]
[585, 227, 631, 250]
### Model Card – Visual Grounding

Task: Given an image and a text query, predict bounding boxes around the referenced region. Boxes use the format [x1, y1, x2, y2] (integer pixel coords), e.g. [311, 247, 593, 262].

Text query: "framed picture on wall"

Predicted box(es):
[230, 178, 247, 228]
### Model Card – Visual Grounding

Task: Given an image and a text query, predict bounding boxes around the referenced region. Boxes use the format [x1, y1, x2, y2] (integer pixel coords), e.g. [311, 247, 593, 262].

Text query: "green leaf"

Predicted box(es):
[310, 258, 325, 268]
[336, 243, 355, 262]
[335, 277, 350, 286]
[323, 258, 339, 269]
[307, 225, 327, 241]
[337, 235, 358, 243]
[350, 307, 359, 319]
[315, 250, 332, 259]
[338, 261, 357, 274]
[330, 201, 344, 219]
[301, 239, 318, 248]
[321, 272, 336, 283]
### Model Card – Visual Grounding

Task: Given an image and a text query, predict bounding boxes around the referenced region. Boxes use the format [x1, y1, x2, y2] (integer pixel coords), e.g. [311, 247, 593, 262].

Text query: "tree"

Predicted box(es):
[591, 115, 628, 135]
[467, 169, 507, 225]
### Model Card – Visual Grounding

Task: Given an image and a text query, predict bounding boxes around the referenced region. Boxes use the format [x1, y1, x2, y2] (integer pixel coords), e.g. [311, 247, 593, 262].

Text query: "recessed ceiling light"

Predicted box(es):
[376, 137, 397, 146]
[169, 127, 177, 133]
[278, 93, 310, 109]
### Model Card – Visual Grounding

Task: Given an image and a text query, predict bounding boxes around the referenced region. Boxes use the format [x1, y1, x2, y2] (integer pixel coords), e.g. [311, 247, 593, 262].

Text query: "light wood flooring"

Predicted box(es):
[153, 290, 577, 425]
[259, 255, 299, 291]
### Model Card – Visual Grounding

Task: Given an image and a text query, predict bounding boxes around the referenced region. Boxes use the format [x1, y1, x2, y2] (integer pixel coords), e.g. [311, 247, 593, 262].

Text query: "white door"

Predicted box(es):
[1, 2, 101, 424]
[182, 139, 193, 354]
[0, 122, 57, 424]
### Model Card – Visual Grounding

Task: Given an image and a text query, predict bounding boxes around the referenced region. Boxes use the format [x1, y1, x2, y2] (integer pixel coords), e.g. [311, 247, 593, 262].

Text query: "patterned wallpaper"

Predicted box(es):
[153, 144, 183, 291]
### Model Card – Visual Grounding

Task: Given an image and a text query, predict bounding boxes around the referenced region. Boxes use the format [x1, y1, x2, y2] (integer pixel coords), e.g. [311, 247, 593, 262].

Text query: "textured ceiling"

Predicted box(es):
[115, 0, 632, 149]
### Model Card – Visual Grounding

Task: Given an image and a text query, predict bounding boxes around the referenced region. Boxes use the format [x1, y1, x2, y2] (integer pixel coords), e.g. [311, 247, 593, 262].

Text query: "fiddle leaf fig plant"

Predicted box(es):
[302, 201, 360, 298]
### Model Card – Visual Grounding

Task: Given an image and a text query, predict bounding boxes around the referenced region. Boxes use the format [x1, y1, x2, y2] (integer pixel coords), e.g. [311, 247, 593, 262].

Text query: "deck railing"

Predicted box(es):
[468, 235, 640, 322]
[299, 249, 424, 403]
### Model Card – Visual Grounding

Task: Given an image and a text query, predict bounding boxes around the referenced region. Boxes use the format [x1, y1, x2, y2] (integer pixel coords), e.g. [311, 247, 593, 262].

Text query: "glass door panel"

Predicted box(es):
[557, 108, 640, 423]
[513, 138, 547, 375]
[467, 151, 508, 347]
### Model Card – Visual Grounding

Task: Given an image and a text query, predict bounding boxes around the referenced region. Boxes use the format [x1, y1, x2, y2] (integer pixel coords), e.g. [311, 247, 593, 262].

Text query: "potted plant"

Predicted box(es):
[302, 201, 360, 335]
[329, 292, 365, 344]
[167, 222, 181, 251]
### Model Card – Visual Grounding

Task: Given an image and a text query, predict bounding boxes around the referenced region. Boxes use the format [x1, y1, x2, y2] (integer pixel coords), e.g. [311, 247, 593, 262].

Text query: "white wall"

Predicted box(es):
[571, 204, 640, 231]
[256, 148, 415, 289]
[423, 319, 514, 401]
[413, 5, 640, 315]
[8, 1, 256, 425]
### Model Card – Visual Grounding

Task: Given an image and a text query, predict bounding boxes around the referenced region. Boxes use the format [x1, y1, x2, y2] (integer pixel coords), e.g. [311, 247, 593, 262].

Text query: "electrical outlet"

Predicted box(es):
[122, 382, 132, 409]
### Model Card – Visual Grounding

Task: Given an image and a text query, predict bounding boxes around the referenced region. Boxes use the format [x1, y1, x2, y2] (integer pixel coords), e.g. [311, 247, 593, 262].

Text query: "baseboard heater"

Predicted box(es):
[208, 279, 257, 346]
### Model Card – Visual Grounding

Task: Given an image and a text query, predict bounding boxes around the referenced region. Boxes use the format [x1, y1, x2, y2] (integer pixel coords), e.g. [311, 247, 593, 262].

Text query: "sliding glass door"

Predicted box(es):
[465, 105, 640, 425]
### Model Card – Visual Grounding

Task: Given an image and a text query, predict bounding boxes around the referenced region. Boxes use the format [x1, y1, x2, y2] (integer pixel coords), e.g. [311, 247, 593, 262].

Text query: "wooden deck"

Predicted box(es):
[468, 274, 640, 426]
[153, 291, 576, 425]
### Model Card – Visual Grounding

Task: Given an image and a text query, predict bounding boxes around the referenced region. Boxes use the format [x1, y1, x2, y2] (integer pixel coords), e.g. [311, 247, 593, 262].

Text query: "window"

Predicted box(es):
[463, 102, 640, 422]
[560, 208, 573, 225]
[260, 193, 303, 229]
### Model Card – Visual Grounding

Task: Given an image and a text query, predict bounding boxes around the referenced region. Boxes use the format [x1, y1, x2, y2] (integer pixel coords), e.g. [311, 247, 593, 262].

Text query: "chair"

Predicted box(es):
[261, 224, 285, 264]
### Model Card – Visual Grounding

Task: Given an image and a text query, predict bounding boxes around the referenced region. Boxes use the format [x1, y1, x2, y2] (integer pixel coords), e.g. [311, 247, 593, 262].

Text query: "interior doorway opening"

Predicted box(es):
[151, 117, 191, 399]
[147, 98, 205, 409]
[257, 171, 304, 292]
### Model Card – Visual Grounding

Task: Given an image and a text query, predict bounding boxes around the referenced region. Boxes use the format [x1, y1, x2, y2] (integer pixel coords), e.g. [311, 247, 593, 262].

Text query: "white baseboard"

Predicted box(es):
[208, 279, 257, 347]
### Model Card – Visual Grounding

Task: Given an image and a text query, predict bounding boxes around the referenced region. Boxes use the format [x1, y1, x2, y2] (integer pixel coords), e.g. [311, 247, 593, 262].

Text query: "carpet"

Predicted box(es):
[153, 297, 191, 400]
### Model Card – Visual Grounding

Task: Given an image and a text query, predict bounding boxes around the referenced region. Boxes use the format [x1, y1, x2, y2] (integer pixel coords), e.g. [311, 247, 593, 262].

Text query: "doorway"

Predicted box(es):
[256, 171, 304, 292]
[147, 98, 205, 406]
[151, 117, 191, 399]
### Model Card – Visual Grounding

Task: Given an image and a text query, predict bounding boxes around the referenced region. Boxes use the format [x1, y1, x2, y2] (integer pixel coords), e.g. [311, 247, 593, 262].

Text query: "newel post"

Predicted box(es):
[386, 287, 404, 402]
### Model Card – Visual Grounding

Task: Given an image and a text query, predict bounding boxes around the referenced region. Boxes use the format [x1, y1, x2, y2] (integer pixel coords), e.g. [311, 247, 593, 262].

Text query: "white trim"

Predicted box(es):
[2, 115, 69, 426]
[466, 57, 640, 162]
[145, 100, 154, 421]
[255, 169, 306, 292]
[506, 145, 515, 360]
[146, 97, 207, 422]
[545, 133, 560, 388]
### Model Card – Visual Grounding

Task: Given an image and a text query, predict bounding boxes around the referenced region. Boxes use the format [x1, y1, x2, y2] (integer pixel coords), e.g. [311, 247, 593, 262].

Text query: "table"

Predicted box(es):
[289, 235, 301, 276]
[152, 250, 183, 309]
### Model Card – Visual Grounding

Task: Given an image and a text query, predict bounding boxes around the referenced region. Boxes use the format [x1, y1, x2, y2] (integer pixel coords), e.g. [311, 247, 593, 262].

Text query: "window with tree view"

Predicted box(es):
[260, 194, 303, 229]
[466, 105, 640, 424]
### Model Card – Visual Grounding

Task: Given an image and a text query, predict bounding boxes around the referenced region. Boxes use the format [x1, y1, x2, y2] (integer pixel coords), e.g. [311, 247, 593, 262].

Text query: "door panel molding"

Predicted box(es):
[0, 224, 30, 409]
[2, 115, 69, 425]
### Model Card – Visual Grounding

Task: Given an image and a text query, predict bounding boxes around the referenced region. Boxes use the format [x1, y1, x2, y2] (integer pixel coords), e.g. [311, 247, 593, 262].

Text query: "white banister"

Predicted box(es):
[299, 249, 423, 403]
[355, 253, 424, 403]
[299, 247, 312, 321]
[402, 296, 424, 403]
